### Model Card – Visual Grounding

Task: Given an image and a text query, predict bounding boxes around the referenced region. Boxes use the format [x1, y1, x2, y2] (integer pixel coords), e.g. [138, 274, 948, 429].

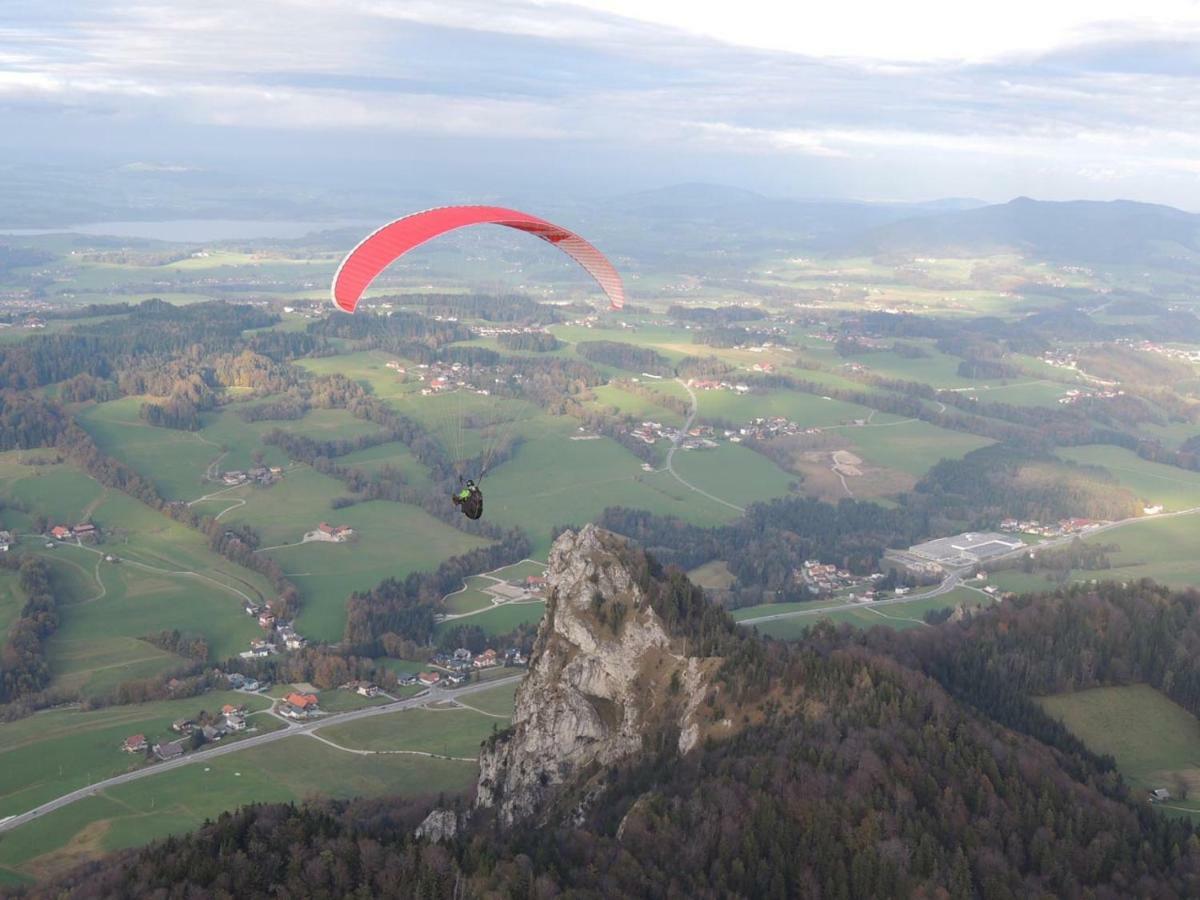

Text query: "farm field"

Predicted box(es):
[1079, 514, 1200, 589]
[1038, 684, 1200, 817]
[262, 501, 493, 642]
[0, 458, 275, 669]
[670, 443, 795, 508]
[0, 733, 476, 883]
[481, 428, 745, 558]
[0, 691, 274, 821]
[747, 587, 992, 639]
[687, 560, 734, 590]
[1056, 446, 1200, 510]
[434, 601, 545, 639]
[77, 399, 377, 502]
[318, 702, 508, 758]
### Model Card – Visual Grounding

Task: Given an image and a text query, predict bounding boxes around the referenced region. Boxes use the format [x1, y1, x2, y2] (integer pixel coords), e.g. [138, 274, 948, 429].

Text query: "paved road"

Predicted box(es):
[0, 674, 522, 837]
[666, 378, 745, 513]
[738, 506, 1200, 628]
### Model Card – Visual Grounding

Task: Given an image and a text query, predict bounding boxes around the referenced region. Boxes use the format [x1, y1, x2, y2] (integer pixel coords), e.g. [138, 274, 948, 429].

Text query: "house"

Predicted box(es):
[473, 649, 498, 669]
[241, 678, 261, 692]
[73, 523, 96, 538]
[418, 671, 442, 686]
[447, 671, 468, 685]
[1150, 788, 1172, 803]
[399, 674, 420, 686]
[525, 575, 547, 588]
[154, 741, 185, 761]
[123, 734, 148, 753]
[285, 692, 319, 711]
[0, 530, 11, 552]
[258, 612, 276, 629]
[221, 703, 245, 717]
[243, 603, 260, 616]
[50, 525, 71, 540]
[1144, 504, 1164, 515]
[317, 522, 354, 541]
[452, 648, 473, 663]
[505, 648, 527, 666]
[201, 724, 222, 742]
[227, 673, 245, 688]
[356, 683, 380, 698]
[171, 718, 195, 735]
[222, 714, 247, 732]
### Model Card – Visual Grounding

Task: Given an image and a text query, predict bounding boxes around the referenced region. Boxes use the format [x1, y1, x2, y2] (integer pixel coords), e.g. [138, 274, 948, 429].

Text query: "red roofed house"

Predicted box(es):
[418, 671, 441, 686]
[50, 526, 71, 540]
[285, 692, 319, 711]
[123, 734, 148, 753]
[317, 522, 354, 541]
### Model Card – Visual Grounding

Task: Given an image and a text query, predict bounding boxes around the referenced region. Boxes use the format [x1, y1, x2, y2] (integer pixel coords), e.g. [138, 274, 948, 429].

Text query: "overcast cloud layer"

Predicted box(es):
[3, 0, 1200, 209]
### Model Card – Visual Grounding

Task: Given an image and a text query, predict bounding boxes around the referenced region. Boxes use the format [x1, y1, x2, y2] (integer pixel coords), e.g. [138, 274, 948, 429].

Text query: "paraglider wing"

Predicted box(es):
[331, 206, 625, 313]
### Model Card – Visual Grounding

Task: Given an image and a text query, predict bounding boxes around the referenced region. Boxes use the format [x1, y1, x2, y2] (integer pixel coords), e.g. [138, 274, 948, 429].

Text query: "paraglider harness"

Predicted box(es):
[453, 478, 483, 520]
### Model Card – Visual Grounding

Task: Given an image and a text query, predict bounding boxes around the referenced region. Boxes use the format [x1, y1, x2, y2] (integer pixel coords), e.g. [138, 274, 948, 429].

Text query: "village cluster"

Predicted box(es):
[414, 646, 528, 688]
[239, 604, 309, 658]
[120, 700, 250, 763]
[794, 560, 899, 600]
[386, 359, 495, 397]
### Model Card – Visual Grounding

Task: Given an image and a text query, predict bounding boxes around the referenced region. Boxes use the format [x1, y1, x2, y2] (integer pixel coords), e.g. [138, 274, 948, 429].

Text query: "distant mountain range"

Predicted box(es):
[847, 196, 1200, 266]
[594, 185, 1200, 269]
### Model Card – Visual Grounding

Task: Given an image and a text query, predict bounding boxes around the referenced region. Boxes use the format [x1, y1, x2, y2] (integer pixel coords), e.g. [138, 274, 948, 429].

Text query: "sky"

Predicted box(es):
[3, 0, 1200, 216]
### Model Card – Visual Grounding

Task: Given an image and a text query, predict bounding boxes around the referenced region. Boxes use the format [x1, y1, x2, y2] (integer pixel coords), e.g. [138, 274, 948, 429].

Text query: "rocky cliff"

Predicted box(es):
[476, 524, 722, 826]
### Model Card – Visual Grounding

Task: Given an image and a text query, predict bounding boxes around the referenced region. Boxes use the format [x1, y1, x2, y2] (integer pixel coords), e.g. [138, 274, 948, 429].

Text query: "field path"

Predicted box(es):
[667, 379, 745, 513]
[0, 676, 520, 836]
[305, 731, 475, 761]
[58, 539, 258, 607]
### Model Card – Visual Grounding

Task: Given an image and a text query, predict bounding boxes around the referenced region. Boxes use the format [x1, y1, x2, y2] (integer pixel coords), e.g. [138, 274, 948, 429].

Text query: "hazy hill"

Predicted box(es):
[851, 196, 1200, 267]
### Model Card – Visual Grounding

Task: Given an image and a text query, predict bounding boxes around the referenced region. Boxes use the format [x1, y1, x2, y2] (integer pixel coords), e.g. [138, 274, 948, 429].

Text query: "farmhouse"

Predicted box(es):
[285, 692, 319, 711]
[257, 612, 276, 629]
[1150, 788, 1172, 803]
[49, 525, 71, 540]
[418, 671, 442, 686]
[123, 734, 148, 753]
[314, 522, 354, 542]
[154, 741, 185, 761]
[73, 523, 96, 540]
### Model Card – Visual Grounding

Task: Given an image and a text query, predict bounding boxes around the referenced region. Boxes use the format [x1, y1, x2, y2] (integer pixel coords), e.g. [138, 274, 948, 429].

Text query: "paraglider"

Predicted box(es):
[331, 205, 625, 314]
[452, 479, 483, 520]
[330, 206, 627, 521]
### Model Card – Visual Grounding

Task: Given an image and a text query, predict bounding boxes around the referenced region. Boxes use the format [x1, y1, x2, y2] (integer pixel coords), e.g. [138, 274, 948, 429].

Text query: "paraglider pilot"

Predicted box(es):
[453, 479, 483, 520]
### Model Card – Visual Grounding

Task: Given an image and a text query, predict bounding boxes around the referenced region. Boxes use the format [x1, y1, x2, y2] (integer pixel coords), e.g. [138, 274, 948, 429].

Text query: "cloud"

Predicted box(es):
[3, 0, 1200, 204]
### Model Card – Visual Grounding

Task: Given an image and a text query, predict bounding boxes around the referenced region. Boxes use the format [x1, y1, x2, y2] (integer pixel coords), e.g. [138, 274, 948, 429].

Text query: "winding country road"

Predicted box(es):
[666, 379, 746, 513]
[0, 675, 522, 837]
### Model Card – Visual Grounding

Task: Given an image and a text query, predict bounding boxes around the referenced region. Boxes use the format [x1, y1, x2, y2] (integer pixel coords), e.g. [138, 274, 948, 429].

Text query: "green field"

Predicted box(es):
[319, 703, 509, 758]
[1056, 446, 1200, 510]
[262, 501, 493, 641]
[1080, 514, 1200, 589]
[434, 602, 546, 639]
[77, 399, 379, 502]
[0, 691, 274, 821]
[838, 420, 993, 477]
[0, 456, 274, 675]
[0, 734, 476, 882]
[1038, 684, 1200, 817]
[746, 587, 993, 639]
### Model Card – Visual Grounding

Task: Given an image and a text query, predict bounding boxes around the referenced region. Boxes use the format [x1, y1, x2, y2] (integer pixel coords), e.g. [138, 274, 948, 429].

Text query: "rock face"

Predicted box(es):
[414, 808, 460, 842]
[476, 525, 717, 826]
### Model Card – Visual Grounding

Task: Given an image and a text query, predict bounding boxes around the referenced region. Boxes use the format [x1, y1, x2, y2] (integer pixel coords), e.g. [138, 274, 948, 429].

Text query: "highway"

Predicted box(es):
[738, 505, 1200, 627]
[0, 674, 522, 837]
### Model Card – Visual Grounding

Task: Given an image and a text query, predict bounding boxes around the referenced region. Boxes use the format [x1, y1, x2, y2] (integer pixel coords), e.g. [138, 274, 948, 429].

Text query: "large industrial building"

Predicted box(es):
[905, 532, 1025, 568]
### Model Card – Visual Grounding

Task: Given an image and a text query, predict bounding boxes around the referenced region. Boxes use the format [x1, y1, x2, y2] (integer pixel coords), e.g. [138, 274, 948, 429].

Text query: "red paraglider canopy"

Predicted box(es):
[331, 206, 625, 313]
